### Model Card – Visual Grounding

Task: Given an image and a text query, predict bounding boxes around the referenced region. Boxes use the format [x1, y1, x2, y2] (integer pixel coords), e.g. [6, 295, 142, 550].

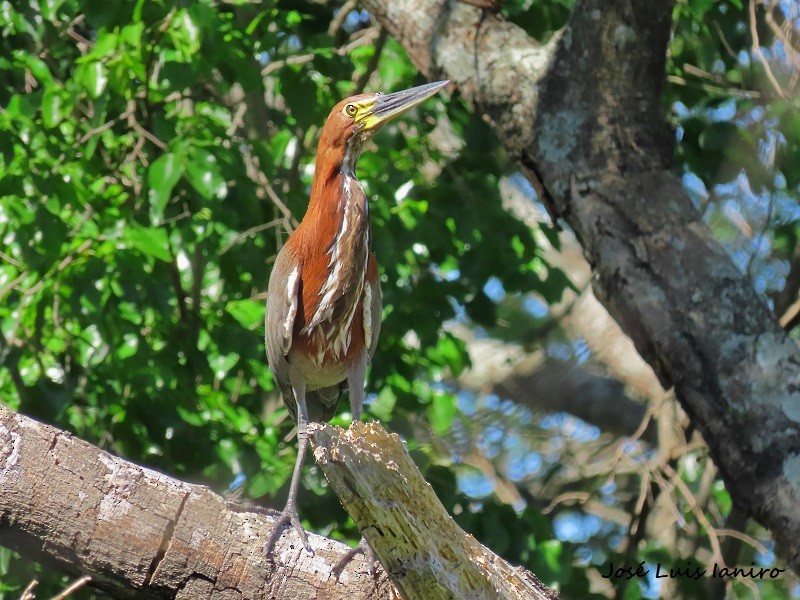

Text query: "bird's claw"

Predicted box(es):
[264, 507, 313, 560]
[331, 537, 377, 580]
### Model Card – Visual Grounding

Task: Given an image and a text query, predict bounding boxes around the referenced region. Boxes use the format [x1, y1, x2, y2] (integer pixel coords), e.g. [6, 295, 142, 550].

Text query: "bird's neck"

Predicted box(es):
[304, 145, 370, 252]
[305, 135, 371, 239]
[298, 148, 371, 345]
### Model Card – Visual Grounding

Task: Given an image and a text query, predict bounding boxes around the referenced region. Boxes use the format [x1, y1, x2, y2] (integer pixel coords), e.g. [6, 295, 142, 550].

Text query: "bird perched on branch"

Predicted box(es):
[264, 80, 449, 565]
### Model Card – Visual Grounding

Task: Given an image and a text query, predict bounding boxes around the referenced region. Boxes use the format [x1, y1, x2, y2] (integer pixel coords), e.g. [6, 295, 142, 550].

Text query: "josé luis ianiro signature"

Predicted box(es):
[602, 561, 785, 581]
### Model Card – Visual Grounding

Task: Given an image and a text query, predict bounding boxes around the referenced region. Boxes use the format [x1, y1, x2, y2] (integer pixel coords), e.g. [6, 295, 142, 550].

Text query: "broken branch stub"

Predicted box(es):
[310, 421, 559, 600]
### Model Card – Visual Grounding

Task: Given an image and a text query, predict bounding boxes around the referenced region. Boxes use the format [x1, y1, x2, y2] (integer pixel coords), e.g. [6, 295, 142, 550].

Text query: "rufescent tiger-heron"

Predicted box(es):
[264, 80, 449, 569]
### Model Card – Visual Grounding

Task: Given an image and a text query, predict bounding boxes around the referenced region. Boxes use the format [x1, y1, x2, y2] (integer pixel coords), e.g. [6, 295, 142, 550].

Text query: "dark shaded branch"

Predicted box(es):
[493, 359, 657, 445]
[353, 27, 388, 94]
[774, 245, 800, 319]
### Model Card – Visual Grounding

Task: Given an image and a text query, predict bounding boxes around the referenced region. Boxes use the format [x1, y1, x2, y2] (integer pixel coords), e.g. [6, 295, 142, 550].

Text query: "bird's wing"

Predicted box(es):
[265, 246, 301, 403]
[364, 253, 382, 361]
[366, 275, 382, 361]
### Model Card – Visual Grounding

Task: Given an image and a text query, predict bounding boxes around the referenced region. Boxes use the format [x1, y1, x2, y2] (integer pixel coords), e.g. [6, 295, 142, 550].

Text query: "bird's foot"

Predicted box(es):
[263, 504, 313, 561]
[331, 537, 377, 580]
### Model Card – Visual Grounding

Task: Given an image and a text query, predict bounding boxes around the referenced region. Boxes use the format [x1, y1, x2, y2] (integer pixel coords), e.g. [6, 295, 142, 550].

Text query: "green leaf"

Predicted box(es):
[698, 122, 737, 151]
[688, 0, 714, 14]
[209, 352, 240, 379]
[429, 333, 468, 376]
[147, 151, 184, 221]
[279, 69, 323, 129]
[621, 583, 644, 600]
[39, 0, 68, 22]
[125, 225, 172, 262]
[132, 0, 146, 22]
[248, 359, 275, 391]
[77, 62, 108, 98]
[226, 299, 265, 330]
[117, 333, 139, 359]
[40, 87, 62, 128]
[427, 392, 456, 435]
[14, 51, 52, 84]
[120, 22, 144, 46]
[185, 148, 227, 200]
[248, 472, 277, 498]
[539, 539, 562, 572]
[92, 30, 118, 56]
[196, 102, 233, 129]
[711, 479, 732, 515]
[465, 290, 496, 327]
[369, 387, 397, 421]
[540, 266, 572, 304]
[168, 9, 201, 61]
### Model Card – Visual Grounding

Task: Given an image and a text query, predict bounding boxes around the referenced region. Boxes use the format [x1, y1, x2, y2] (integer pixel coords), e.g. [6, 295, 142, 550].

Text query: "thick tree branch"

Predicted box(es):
[453, 182, 663, 445]
[1, 405, 554, 599]
[0, 404, 394, 599]
[362, 0, 800, 574]
[310, 421, 558, 600]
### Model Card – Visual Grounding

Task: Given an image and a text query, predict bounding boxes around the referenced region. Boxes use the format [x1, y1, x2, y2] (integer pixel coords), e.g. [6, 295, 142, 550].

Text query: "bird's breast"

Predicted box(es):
[292, 264, 377, 371]
[290, 174, 376, 368]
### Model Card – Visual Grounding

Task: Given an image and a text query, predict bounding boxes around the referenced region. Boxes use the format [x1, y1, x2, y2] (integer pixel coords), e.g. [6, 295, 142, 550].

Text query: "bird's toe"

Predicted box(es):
[330, 537, 376, 580]
[263, 508, 313, 560]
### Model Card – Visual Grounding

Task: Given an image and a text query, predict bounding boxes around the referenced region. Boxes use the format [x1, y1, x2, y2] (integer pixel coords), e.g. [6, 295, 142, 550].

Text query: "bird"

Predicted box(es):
[264, 80, 449, 566]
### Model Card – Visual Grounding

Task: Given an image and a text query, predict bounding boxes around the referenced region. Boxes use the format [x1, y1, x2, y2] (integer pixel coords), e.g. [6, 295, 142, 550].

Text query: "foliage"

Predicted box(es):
[669, 0, 800, 298]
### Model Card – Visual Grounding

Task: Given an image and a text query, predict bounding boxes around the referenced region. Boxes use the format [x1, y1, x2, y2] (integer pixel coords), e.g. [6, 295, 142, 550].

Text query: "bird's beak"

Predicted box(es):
[360, 80, 450, 131]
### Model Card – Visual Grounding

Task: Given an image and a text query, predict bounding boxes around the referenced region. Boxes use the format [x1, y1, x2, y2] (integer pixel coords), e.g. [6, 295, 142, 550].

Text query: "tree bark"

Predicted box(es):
[0, 404, 396, 599]
[310, 421, 558, 600]
[361, 0, 800, 574]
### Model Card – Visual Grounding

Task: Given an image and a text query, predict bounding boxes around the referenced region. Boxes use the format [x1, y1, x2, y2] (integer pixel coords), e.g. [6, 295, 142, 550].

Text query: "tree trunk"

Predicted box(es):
[361, 0, 800, 574]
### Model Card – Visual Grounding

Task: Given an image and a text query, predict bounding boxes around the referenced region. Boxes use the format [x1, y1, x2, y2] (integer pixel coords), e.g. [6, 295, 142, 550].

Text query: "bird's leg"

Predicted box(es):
[346, 353, 367, 420]
[264, 381, 313, 558]
[330, 355, 377, 578]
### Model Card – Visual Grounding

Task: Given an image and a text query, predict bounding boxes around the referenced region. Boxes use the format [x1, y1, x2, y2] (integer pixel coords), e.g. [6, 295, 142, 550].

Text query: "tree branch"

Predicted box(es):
[361, 0, 800, 574]
[456, 330, 657, 444]
[496, 359, 657, 445]
[0, 404, 394, 599]
[310, 421, 559, 600]
[774, 245, 800, 319]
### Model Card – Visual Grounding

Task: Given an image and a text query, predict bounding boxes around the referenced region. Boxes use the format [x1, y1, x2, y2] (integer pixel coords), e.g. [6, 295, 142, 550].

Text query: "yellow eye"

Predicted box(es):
[344, 103, 358, 117]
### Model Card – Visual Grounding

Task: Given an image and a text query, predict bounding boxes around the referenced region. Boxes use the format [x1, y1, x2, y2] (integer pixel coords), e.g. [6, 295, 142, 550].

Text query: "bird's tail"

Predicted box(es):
[306, 384, 344, 423]
[284, 382, 345, 424]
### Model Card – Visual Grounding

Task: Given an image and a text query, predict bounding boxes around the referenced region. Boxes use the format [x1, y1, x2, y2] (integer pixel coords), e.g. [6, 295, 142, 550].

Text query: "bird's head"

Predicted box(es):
[317, 80, 449, 172]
